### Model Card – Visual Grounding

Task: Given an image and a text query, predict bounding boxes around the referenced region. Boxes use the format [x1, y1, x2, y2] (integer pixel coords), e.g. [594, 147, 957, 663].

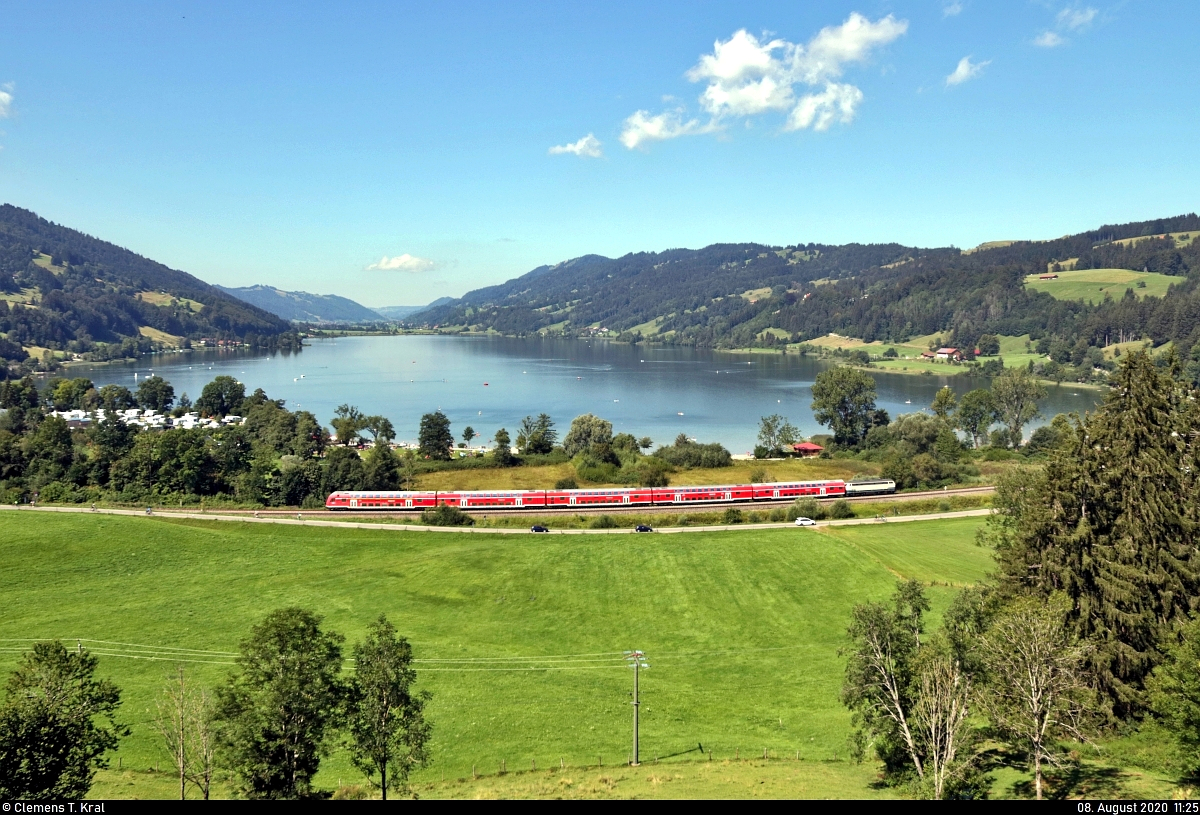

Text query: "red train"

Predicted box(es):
[326, 479, 859, 511]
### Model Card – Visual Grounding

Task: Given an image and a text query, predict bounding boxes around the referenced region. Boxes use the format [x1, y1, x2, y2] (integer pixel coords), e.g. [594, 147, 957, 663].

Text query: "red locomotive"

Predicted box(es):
[325, 479, 857, 510]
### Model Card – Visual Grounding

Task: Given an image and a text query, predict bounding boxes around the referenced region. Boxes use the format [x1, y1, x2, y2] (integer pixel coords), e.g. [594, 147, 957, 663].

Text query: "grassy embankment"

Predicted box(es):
[0, 512, 1175, 799]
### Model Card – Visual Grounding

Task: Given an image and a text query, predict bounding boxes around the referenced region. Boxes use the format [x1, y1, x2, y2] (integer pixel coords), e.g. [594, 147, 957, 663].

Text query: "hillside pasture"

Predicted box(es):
[138, 326, 185, 346]
[1024, 268, 1179, 302]
[1107, 230, 1199, 249]
[1, 512, 992, 798]
[136, 290, 206, 312]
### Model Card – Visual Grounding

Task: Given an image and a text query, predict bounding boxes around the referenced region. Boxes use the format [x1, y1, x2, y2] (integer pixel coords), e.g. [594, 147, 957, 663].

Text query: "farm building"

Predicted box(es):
[935, 347, 963, 361]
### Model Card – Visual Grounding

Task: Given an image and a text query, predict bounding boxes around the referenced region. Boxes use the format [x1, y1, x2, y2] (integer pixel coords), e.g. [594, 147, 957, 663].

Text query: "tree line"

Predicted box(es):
[752, 363, 1055, 491]
[0, 373, 733, 509]
[0, 610, 430, 801]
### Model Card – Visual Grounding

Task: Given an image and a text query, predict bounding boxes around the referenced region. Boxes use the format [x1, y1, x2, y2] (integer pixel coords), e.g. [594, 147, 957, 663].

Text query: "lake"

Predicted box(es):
[74, 336, 1103, 454]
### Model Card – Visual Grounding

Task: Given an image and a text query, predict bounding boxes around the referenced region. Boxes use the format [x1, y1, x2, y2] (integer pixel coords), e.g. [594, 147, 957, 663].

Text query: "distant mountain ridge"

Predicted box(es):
[416, 213, 1200, 357]
[374, 298, 454, 321]
[212, 287, 457, 323]
[216, 285, 383, 323]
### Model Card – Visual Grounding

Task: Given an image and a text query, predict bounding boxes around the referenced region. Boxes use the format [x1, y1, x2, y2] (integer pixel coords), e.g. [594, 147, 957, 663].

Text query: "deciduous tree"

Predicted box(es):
[976, 597, 1093, 800]
[362, 415, 395, 446]
[989, 368, 1045, 446]
[0, 641, 126, 801]
[136, 375, 175, 412]
[955, 389, 997, 448]
[757, 414, 799, 455]
[346, 616, 431, 800]
[195, 375, 246, 418]
[563, 413, 612, 457]
[417, 411, 453, 460]
[214, 608, 345, 799]
[811, 366, 877, 446]
[492, 428, 514, 466]
[331, 404, 366, 447]
[930, 387, 957, 422]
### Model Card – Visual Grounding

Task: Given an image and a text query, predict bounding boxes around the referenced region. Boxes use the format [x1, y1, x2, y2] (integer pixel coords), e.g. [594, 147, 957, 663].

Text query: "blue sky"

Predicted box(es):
[0, 1, 1196, 307]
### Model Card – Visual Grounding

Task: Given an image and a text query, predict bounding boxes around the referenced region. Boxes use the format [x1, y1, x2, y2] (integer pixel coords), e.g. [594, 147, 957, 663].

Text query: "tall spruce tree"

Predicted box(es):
[986, 351, 1200, 716]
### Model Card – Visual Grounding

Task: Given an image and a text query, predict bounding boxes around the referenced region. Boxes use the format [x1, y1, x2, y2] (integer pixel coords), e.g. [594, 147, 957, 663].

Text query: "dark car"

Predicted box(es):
[531, 525, 549, 533]
[634, 524, 653, 533]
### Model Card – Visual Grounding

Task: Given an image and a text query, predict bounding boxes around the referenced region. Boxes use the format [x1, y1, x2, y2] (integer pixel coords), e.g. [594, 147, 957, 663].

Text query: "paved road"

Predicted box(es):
[2, 504, 992, 535]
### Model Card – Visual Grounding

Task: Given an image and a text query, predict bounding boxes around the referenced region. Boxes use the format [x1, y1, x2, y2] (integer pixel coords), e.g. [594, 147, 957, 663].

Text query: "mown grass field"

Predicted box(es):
[1024, 268, 1179, 302]
[1, 512, 1175, 799]
[1, 512, 990, 798]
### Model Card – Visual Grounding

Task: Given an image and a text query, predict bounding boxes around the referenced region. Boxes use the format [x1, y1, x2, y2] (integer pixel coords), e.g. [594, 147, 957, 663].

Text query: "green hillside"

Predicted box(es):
[415, 213, 1200, 369]
[1, 512, 990, 799]
[1024, 268, 1178, 302]
[0, 204, 299, 370]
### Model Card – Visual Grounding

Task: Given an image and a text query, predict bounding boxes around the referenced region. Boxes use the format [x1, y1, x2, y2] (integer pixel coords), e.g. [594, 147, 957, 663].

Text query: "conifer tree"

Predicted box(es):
[986, 351, 1200, 716]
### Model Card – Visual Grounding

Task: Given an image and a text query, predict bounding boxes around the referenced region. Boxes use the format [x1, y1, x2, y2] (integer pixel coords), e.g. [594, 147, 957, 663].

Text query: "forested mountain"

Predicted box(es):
[0, 205, 297, 370]
[216, 285, 382, 323]
[416, 213, 1200, 359]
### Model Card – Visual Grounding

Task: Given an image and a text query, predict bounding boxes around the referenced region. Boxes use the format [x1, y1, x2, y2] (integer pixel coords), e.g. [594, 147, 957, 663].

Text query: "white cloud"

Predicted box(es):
[791, 13, 909, 85]
[945, 56, 990, 86]
[619, 109, 715, 150]
[624, 13, 906, 149]
[943, 2, 964, 17]
[0, 83, 13, 118]
[787, 83, 864, 131]
[1057, 6, 1098, 30]
[548, 133, 603, 158]
[367, 254, 438, 272]
[1034, 30, 1067, 47]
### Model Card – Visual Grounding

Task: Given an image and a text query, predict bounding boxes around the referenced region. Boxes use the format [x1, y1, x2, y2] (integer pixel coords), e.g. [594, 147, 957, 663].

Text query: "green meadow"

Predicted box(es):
[1024, 268, 1179, 302]
[0, 513, 1174, 798]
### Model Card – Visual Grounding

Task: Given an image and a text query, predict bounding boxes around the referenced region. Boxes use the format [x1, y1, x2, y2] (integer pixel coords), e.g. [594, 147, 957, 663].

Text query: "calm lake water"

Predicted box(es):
[76, 336, 1103, 454]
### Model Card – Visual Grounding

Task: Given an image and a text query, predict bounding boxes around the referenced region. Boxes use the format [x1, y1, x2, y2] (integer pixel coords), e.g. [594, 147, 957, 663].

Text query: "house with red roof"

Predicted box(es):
[792, 441, 824, 458]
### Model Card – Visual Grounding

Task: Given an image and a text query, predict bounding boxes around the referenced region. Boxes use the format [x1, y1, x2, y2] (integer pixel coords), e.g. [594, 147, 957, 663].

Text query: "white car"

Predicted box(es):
[794, 517, 817, 526]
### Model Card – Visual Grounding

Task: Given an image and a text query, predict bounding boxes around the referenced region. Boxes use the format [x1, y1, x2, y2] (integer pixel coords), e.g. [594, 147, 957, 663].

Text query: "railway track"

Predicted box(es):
[167, 485, 995, 520]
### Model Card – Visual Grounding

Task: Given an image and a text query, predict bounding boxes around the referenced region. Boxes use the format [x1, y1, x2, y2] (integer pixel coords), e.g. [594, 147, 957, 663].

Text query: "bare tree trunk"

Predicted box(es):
[914, 656, 972, 800]
[866, 629, 924, 780]
[155, 666, 190, 800]
[186, 685, 216, 800]
[381, 765, 387, 801]
[1034, 751, 1042, 800]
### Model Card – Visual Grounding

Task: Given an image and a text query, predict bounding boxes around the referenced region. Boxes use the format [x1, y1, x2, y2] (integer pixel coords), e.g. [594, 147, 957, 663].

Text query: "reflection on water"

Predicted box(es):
[75, 336, 1104, 454]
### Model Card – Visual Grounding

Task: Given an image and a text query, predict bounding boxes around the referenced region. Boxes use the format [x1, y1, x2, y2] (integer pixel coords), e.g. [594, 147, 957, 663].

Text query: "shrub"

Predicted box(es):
[787, 498, 825, 521]
[35, 481, 85, 504]
[828, 499, 854, 520]
[749, 467, 768, 483]
[938, 499, 951, 512]
[653, 438, 734, 469]
[588, 514, 619, 529]
[639, 469, 669, 488]
[768, 508, 785, 522]
[554, 476, 579, 490]
[723, 508, 744, 524]
[420, 503, 474, 526]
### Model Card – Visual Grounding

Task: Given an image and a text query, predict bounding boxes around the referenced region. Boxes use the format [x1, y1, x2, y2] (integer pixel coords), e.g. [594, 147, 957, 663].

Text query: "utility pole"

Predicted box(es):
[624, 650, 649, 766]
